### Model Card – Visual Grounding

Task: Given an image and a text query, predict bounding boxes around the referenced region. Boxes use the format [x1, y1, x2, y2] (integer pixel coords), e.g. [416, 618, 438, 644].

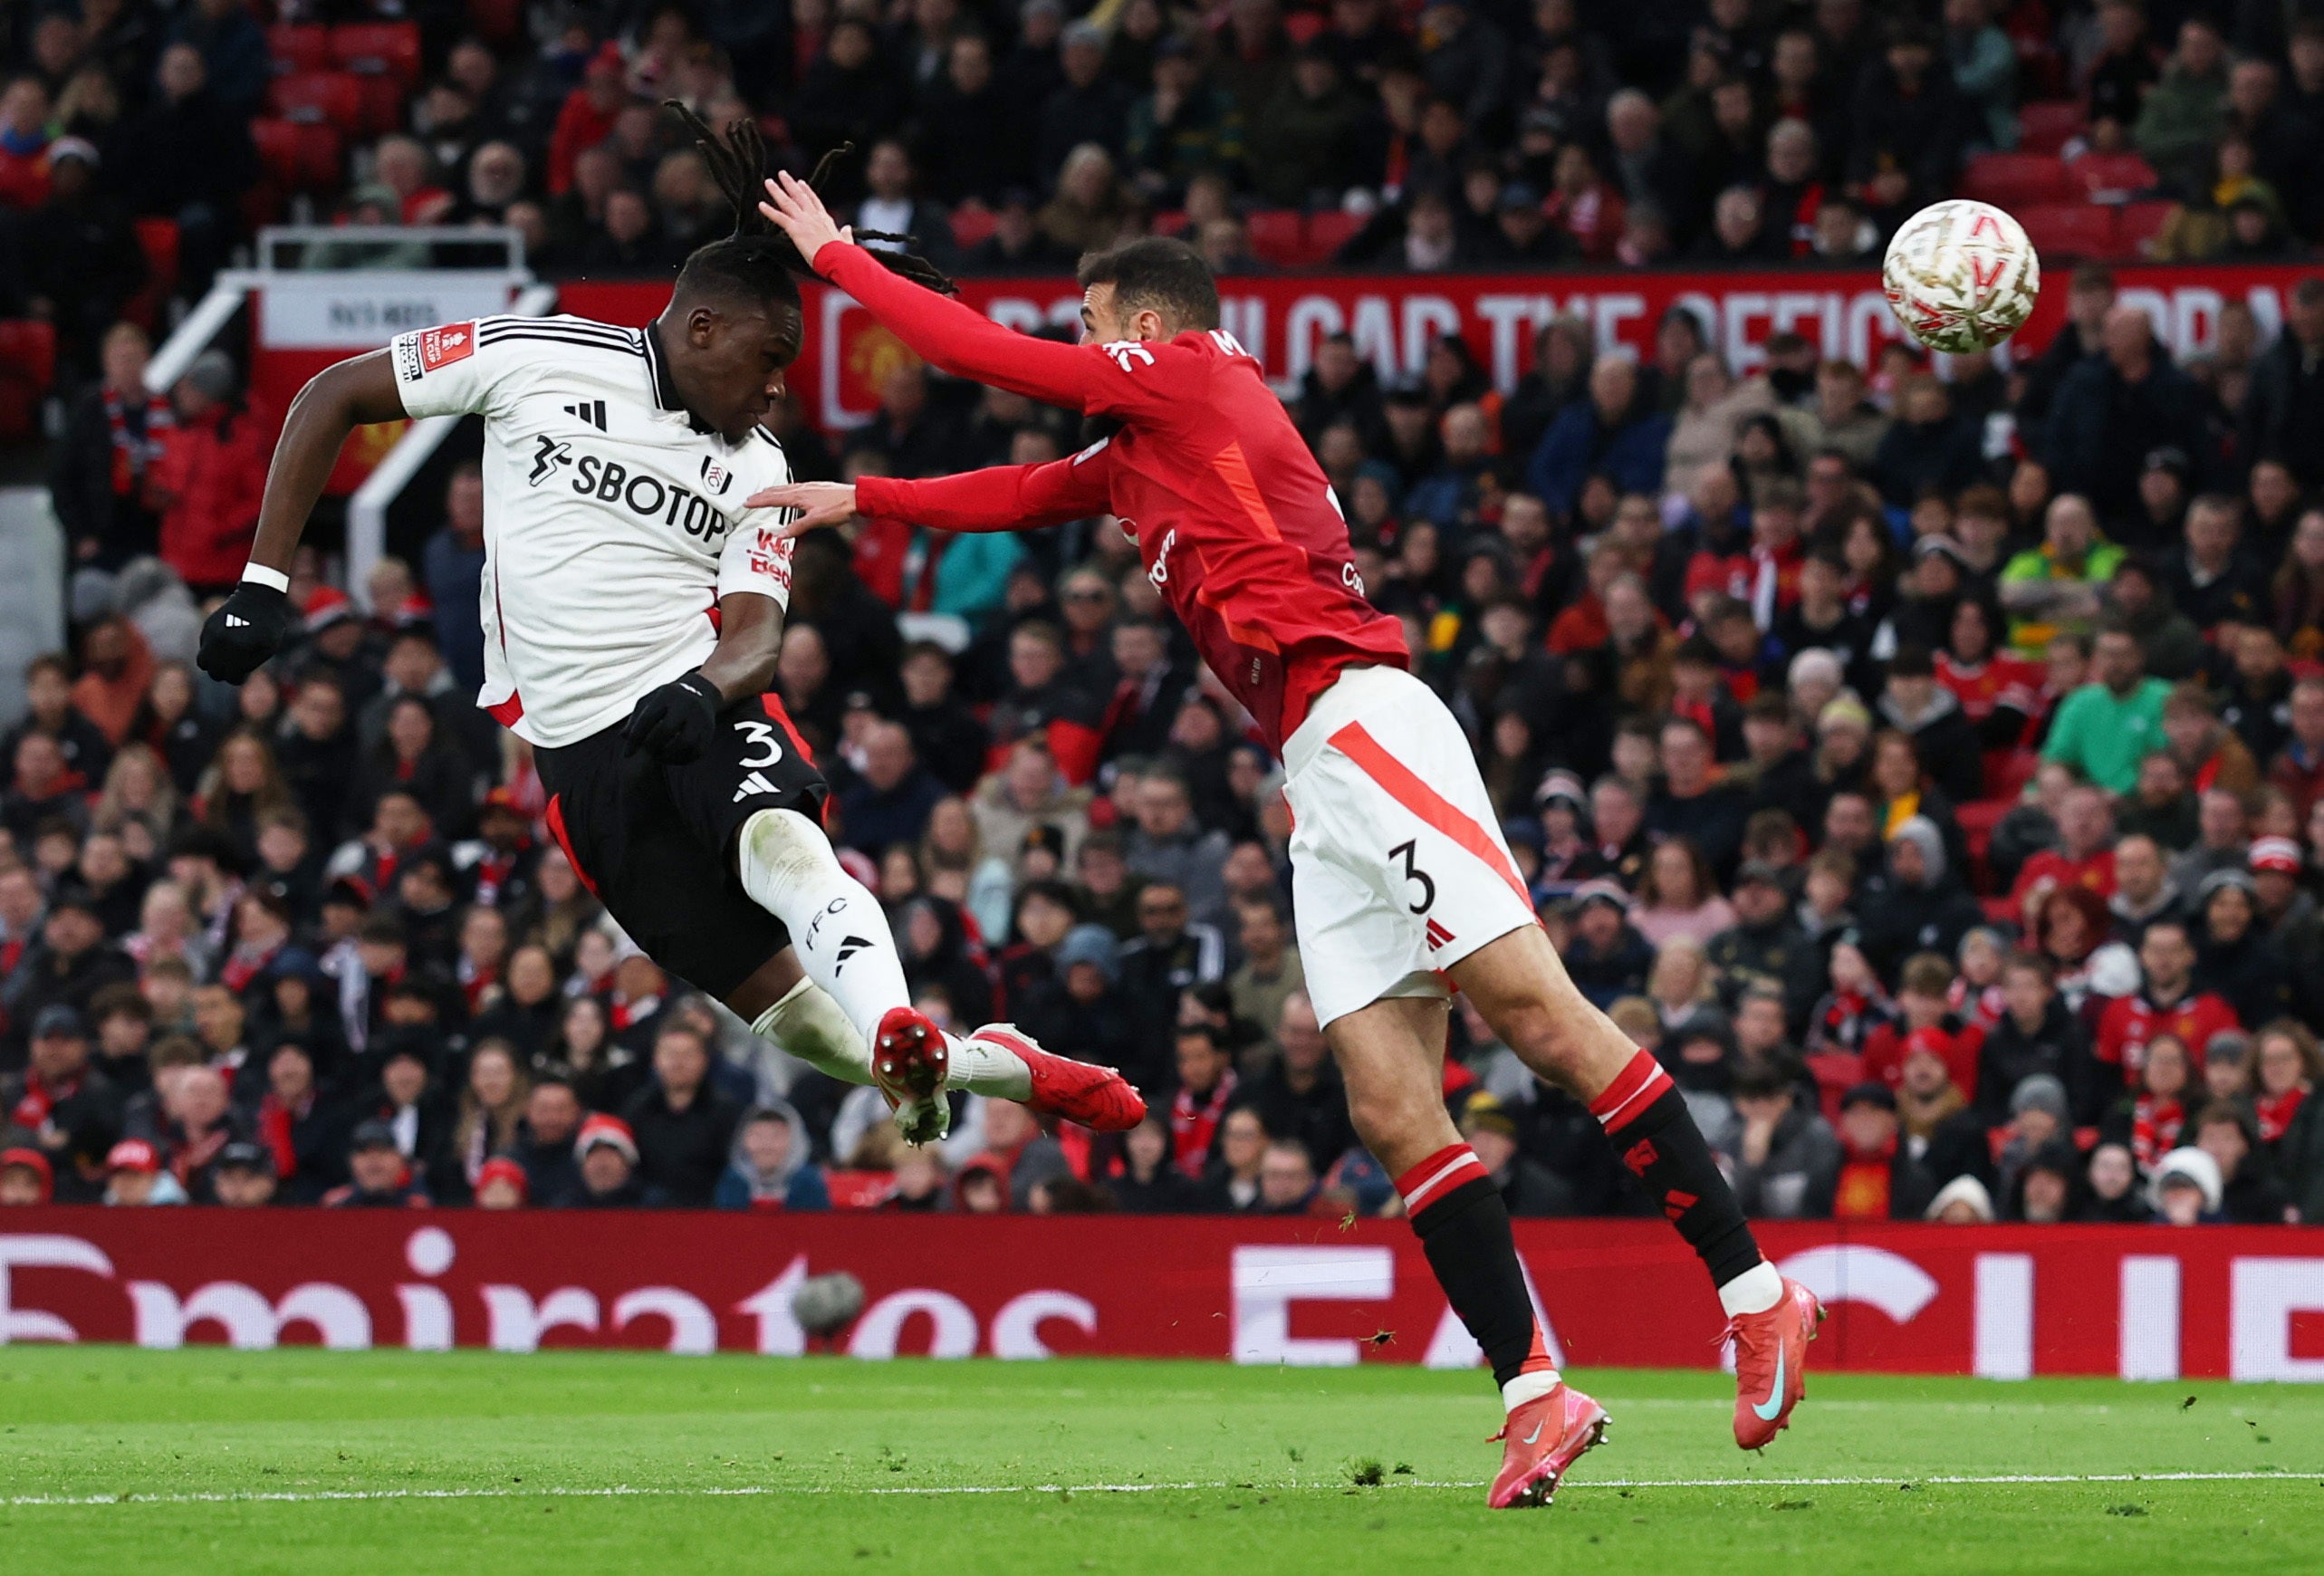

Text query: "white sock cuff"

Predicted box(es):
[1500, 1370, 1562, 1412]
[752, 977, 872, 1082]
[1717, 1261, 1784, 1318]
[748, 975, 816, 1041]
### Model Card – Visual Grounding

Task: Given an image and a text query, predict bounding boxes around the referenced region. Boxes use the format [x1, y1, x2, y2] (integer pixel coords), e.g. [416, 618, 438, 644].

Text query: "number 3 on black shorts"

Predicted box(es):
[733, 718, 783, 767]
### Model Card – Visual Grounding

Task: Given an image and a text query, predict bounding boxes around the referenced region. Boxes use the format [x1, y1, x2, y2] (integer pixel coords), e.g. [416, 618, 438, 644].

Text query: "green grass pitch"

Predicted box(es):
[2, 1347, 2319, 1574]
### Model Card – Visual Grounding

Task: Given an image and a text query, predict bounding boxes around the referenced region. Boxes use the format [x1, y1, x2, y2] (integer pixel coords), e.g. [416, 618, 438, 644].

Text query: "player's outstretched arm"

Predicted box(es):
[747, 447, 1114, 539]
[197, 351, 409, 684]
[759, 171, 1106, 408]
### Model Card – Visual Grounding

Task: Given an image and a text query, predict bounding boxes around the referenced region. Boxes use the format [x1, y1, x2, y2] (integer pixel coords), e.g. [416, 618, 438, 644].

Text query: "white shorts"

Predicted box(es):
[1282, 666, 1539, 1028]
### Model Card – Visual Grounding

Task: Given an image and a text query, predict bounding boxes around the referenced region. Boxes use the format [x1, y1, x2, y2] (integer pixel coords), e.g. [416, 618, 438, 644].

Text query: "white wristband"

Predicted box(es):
[240, 563, 290, 593]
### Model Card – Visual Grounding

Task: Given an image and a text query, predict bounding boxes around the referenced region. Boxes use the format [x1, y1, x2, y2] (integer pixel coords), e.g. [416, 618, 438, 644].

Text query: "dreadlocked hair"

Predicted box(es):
[665, 101, 957, 304]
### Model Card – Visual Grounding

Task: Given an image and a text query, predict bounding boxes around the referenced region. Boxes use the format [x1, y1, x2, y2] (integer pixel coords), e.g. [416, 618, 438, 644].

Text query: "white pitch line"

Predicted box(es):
[2, 1469, 2314, 1509]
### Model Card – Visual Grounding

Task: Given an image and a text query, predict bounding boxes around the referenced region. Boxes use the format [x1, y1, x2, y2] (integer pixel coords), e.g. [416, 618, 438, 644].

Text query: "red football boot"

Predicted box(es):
[1727, 1275, 1824, 1450]
[1488, 1381, 1610, 1509]
[969, 1023, 1146, 1131]
[872, 1006, 950, 1145]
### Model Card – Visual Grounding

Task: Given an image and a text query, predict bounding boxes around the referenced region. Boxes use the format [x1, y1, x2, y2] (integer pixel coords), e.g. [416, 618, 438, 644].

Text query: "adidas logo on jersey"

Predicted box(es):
[563, 399, 607, 431]
[832, 936, 874, 974]
[225, 614, 249, 628]
[731, 771, 783, 802]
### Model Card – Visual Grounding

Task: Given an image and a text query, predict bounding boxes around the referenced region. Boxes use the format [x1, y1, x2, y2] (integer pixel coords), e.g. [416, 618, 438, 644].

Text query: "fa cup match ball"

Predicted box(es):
[1881, 199, 2041, 353]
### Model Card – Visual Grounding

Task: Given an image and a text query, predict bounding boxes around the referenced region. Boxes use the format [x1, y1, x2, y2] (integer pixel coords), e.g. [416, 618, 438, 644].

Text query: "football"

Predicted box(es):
[1881, 198, 2041, 353]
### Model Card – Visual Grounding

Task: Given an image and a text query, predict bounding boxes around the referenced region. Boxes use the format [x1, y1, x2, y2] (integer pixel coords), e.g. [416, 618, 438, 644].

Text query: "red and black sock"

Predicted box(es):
[1397, 1145, 1556, 1389]
[1592, 1051, 1762, 1289]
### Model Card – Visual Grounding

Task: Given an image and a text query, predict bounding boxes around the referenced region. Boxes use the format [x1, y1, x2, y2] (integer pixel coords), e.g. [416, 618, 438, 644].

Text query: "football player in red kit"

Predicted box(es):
[750, 171, 1820, 1507]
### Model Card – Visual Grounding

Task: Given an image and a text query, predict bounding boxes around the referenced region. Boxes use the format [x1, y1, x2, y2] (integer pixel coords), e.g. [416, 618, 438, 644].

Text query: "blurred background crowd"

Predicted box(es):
[4, 1, 2324, 1234]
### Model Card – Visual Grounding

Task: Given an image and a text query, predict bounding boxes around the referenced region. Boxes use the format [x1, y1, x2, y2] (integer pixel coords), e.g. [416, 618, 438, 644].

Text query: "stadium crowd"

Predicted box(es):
[5, 1, 2324, 1231]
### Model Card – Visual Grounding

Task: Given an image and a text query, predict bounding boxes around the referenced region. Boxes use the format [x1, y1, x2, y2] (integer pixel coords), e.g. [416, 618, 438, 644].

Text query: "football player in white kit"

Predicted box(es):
[194, 110, 1144, 1142]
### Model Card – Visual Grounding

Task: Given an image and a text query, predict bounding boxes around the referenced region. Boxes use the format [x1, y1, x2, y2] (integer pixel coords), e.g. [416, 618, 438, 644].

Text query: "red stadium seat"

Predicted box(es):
[1981, 748, 2039, 803]
[2015, 101, 2085, 156]
[0, 319, 57, 442]
[2069, 152, 2157, 201]
[1244, 209, 1305, 266]
[1304, 209, 1362, 264]
[134, 218, 179, 299]
[2115, 199, 2175, 254]
[948, 204, 996, 250]
[2016, 202, 2117, 258]
[1151, 209, 1190, 235]
[1960, 151, 2071, 207]
[269, 71, 363, 131]
[267, 24, 329, 75]
[350, 73, 406, 138]
[1805, 1052, 1867, 1123]
[467, 0, 525, 43]
[329, 23, 423, 86]
[120, 218, 179, 330]
[251, 116, 342, 192]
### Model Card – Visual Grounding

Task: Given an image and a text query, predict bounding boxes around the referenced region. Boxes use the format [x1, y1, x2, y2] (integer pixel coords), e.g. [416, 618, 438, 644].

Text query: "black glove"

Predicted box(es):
[196, 581, 293, 685]
[623, 670, 724, 764]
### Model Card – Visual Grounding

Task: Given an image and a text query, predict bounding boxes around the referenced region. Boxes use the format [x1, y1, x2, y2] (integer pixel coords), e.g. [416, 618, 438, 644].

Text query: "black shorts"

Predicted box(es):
[536, 695, 829, 1000]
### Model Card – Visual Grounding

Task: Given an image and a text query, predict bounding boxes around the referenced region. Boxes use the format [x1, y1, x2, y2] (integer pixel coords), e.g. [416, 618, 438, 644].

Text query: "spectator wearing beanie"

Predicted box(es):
[474, 1157, 529, 1209]
[323, 1120, 429, 1207]
[569, 1114, 660, 1208]
[715, 1104, 830, 1210]
[0, 1146, 54, 1206]
[1859, 819, 1983, 981]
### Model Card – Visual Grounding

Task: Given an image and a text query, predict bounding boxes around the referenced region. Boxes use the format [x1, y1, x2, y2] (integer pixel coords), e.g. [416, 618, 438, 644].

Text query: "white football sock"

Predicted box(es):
[748, 975, 871, 1083]
[1717, 1261, 1784, 1318]
[946, 1033, 1031, 1100]
[744, 972, 1033, 1100]
[736, 808, 911, 1046]
[1501, 1369, 1562, 1411]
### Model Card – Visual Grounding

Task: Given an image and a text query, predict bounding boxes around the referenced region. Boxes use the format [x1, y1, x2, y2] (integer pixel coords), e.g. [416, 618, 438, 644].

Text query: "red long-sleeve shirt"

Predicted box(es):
[824, 244, 1407, 750]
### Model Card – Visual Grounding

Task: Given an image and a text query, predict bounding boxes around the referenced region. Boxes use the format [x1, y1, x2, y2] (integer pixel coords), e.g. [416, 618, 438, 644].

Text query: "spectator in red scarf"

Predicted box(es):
[2255, 1021, 2319, 1151]
[253, 1043, 334, 1202]
[1167, 1021, 1238, 1177]
[49, 322, 170, 571]
[2, 1003, 121, 1164]
[157, 1063, 240, 1201]
[1830, 1082, 1937, 1219]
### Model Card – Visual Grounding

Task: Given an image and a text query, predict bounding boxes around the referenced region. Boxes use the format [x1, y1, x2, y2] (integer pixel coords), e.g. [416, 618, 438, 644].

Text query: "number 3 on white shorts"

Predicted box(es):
[1388, 839, 1436, 915]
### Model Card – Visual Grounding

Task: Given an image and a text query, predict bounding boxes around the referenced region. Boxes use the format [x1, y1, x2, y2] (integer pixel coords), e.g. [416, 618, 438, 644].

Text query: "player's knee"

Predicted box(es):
[1501, 1005, 1595, 1084]
[737, 806, 833, 888]
[1342, 1078, 1431, 1151]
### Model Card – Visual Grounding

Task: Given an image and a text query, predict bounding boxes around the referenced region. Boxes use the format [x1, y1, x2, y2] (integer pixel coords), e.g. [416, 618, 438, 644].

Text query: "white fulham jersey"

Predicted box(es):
[389, 314, 798, 748]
